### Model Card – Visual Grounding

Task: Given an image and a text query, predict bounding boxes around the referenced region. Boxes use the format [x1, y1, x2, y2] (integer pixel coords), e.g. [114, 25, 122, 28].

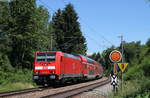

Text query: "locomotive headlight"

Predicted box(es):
[35, 67, 43, 69]
[48, 66, 55, 69]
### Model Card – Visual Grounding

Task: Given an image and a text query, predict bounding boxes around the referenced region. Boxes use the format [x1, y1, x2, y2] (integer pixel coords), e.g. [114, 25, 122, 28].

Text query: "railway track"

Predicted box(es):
[0, 77, 110, 98]
[0, 87, 49, 97]
[42, 78, 110, 98]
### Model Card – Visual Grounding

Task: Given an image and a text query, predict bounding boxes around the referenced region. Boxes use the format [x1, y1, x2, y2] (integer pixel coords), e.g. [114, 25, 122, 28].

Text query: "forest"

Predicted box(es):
[0, 0, 149, 97]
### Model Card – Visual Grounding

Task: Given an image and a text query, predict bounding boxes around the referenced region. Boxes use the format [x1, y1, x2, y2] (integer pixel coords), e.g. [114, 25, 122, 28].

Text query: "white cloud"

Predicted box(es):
[86, 52, 93, 56]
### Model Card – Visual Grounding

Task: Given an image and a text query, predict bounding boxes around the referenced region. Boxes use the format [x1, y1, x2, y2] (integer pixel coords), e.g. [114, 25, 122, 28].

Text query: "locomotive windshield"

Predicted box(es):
[36, 53, 56, 62]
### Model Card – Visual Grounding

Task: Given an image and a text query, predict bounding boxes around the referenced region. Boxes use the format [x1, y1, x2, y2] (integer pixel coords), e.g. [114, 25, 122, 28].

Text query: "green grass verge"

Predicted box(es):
[108, 78, 150, 98]
[0, 82, 35, 92]
[0, 69, 37, 92]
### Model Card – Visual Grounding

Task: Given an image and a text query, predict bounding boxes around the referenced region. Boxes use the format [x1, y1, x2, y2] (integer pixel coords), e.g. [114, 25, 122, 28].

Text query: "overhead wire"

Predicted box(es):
[61, 0, 114, 46]
[38, 0, 107, 50]
[38, 0, 113, 54]
[60, 0, 114, 64]
[38, 0, 113, 66]
[60, 0, 113, 51]
[38, 0, 79, 50]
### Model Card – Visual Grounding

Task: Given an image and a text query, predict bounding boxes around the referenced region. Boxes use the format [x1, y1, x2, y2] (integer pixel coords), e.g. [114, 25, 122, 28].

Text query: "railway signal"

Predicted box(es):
[109, 50, 122, 63]
[109, 50, 122, 74]
[111, 74, 118, 92]
[109, 50, 122, 92]
[118, 63, 128, 72]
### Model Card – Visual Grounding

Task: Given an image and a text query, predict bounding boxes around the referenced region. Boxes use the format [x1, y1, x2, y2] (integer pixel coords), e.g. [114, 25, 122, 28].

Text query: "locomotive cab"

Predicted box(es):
[33, 51, 61, 85]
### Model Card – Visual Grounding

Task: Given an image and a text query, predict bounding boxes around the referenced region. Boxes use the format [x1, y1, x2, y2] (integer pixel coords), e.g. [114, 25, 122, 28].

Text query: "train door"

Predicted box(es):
[60, 56, 65, 78]
[83, 62, 88, 77]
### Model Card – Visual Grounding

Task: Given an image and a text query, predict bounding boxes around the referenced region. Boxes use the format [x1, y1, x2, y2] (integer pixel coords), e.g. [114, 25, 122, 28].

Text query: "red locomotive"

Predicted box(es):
[33, 51, 103, 86]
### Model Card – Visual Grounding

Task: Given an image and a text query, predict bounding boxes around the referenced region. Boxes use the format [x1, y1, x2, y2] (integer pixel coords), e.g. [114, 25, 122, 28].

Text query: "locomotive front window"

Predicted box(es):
[37, 53, 46, 56]
[37, 58, 45, 62]
[47, 53, 56, 56]
[47, 53, 56, 62]
[36, 52, 56, 62]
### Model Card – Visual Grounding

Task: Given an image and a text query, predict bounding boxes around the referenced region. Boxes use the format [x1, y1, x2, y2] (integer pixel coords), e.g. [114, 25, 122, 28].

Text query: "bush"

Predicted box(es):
[0, 53, 14, 72]
[124, 64, 144, 81]
[0, 69, 36, 92]
[109, 78, 150, 98]
[139, 55, 150, 77]
[0, 70, 33, 84]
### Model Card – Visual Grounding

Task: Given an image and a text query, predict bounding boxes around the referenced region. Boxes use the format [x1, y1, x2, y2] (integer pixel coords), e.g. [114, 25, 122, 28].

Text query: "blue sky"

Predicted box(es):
[37, 0, 150, 54]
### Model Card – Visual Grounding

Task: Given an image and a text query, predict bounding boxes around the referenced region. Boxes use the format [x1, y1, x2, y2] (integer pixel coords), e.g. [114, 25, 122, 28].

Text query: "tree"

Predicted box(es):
[0, 1, 10, 33]
[123, 41, 141, 64]
[8, 0, 36, 68]
[0, 1, 13, 71]
[52, 4, 87, 55]
[9, 0, 51, 69]
[62, 4, 87, 54]
[52, 9, 64, 51]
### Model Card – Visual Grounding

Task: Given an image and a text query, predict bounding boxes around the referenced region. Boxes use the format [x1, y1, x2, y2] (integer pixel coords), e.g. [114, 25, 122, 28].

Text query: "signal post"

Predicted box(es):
[109, 50, 122, 92]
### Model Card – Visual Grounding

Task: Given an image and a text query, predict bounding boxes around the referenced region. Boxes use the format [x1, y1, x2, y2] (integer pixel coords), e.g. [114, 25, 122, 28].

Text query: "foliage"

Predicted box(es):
[0, 69, 36, 92]
[8, 0, 53, 68]
[52, 4, 87, 55]
[106, 41, 150, 97]
[0, 1, 87, 69]
[0, 52, 13, 72]
[0, 69, 33, 85]
[89, 40, 150, 97]
[0, 0, 87, 92]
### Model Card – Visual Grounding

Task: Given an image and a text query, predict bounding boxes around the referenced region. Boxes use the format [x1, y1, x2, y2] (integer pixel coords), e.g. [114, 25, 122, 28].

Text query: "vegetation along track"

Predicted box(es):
[0, 77, 110, 98]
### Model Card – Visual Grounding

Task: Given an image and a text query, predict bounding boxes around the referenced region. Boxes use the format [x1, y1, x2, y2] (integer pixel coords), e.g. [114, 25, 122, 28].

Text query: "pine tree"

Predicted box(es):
[52, 4, 87, 54]
[62, 4, 87, 54]
[52, 9, 65, 51]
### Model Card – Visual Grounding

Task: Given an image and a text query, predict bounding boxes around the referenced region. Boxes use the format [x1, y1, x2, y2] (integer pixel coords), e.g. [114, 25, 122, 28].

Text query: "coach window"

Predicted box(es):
[87, 58, 94, 65]
[64, 53, 79, 60]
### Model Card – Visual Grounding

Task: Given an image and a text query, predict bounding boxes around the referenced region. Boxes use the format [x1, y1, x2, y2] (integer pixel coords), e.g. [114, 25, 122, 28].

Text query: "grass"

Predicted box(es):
[108, 78, 150, 98]
[0, 82, 35, 92]
[0, 69, 37, 93]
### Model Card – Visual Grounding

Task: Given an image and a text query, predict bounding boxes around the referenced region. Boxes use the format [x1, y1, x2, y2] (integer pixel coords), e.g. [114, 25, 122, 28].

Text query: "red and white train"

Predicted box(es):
[33, 51, 103, 86]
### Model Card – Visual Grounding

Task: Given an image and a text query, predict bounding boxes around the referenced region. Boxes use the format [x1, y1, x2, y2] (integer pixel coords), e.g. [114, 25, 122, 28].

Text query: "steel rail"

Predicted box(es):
[0, 87, 46, 97]
[42, 78, 110, 98]
[0, 78, 110, 98]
